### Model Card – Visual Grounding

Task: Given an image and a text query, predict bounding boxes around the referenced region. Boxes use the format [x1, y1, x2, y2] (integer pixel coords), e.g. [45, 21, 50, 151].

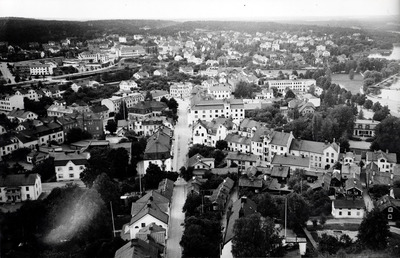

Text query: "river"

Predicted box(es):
[368, 44, 400, 60]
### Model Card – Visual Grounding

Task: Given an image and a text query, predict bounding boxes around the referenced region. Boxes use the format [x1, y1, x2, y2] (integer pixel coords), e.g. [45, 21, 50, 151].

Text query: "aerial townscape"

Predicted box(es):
[1, 0, 400, 257]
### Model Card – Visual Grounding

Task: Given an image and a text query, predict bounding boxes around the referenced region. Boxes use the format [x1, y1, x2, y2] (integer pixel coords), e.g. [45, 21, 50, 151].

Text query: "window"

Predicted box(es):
[58, 174, 63, 179]
[69, 167, 73, 171]
[326, 152, 329, 157]
[357, 212, 360, 216]
[141, 223, 146, 227]
[326, 158, 329, 162]
[348, 211, 351, 216]
[388, 214, 393, 220]
[27, 194, 30, 199]
[26, 187, 29, 191]
[331, 153, 334, 157]
[69, 174, 74, 178]
[388, 207, 393, 213]
[339, 211, 342, 215]
[80, 166, 84, 170]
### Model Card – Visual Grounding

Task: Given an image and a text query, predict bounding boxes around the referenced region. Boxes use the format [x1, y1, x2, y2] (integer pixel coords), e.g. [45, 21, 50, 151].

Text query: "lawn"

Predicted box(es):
[331, 73, 364, 94]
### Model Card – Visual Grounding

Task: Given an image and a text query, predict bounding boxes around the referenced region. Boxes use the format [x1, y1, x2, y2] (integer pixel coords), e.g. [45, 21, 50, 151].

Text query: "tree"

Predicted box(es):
[252, 192, 278, 218]
[182, 192, 202, 217]
[31, 158, 55, 181]
[373, 105, 390, 121]
[280, 193, 310, 231]
[92, 173, 120, 206]
[232, 214, 283, 257]
[372, 101, 382, 112]
[371, 116, 400, 162]
[215, 140, 228, 150]
[349, 68, 355, 80]
[357, 208, 390, 250]
[180, 166, 194, 181]
[369, 184, 390, 199]
[105, 120, 117, 135]
[167, 97, 179, 114]
[285, 89, 296, 99]
[143, 163, 163, 189]
[363, 99, 373, 110]
[180, 216, 221, 258]
[357, 109, 364, 119]
[66, 128, 92, 144]
[145, 90, 153, 101]
[319, 233, 341, 254]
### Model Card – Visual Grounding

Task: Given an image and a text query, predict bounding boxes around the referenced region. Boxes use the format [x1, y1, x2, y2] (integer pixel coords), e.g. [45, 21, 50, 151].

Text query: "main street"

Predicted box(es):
[166, 98, 190, 258]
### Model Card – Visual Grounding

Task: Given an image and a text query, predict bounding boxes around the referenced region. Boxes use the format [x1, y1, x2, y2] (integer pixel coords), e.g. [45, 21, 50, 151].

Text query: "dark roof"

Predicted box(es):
[224, 197, 258, 244]
[128, 101, 167, 114]
[90, 105, 109, 113]
[15, 132, 38, 144]
[0, 173, 40, 187]
[239, 176, 263, 188]
[143, 130, 171, 160]
[366, 150, 397, 163]
[226, 152, 259, 162]
[156, 179, 174, 201]
[53, 152, 89, 166]
[290, 139, 339, 155]
[333, 199, 365, 209]
[114, 239, 159, 258]
[271, 166, 290, 178]
[187, 153, 214, 168]
[130, 201, 169, 225]
[271, 154, 309, 168]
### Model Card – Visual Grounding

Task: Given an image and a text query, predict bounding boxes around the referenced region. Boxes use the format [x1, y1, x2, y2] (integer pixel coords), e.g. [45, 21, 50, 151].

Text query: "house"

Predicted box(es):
[117, 45, 146, 58]
[156, 178, 174, 202]
[179, 66, 194, 75]
[331, 199, 365, 219]
[366, 150, 397, 173]
[153, 69, 168, 77]
[0, 94, 24, 111]
[7, 110, 38, 123]
[376, 195, 400, 221]
[19, 119, 64, 146]
[122, 191, 170, 240]
[150, 90, 170, 101]
[353, 119, 380, 138]
[15, 132, 38, 150]
[0, 173, 42, 203]
[271, 154, 310, 171]
[290, 139, 340, 170]
[142, 128, 172, 174]
[127, 101, 168, 121]
[53, 152, 89, 181]
[298, 102, 315, 116]
[0, 135, 19, 160]
[169, 82, 193, 99]
[70, 83, 81, 93]
[255, 89, 274, 100]
[132, 71, 150, 80]
[0, 125, 6, 135]
[270, 166, 290, 183]
[208, 177, 234, 211]
[226, 152, 261, 171]
[222, 197, 258, 256]
[187, 153, 215, 175]
[188, 99, 244, 126]
[136, 223, 166, 251]
[208, 84, 232, 100]
[47, 104, 75, 117]
[101, 93, 144, 113]
[239, 172, 263, 193]
[119, 80, 139, 91]
[192, 118, 234, 147]
[225, 133, 252, 153]
[14, 88, 40, 101]
[114, 239, 159, 258]
[344, 176, 363, 197]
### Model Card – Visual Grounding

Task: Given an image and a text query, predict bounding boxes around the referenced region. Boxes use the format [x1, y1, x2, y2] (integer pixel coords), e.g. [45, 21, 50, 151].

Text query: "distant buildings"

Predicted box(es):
[267, 79, 316, 93]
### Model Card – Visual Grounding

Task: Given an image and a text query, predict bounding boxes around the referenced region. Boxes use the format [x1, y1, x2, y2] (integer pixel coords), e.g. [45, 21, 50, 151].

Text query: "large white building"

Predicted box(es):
[0, 173, 42, 203]
[0, 94, 24, 111]
[29, 62, 57, 75]
[119, 80, 139, 91]
[267, 79, 316, 93]
[192, 118, 235, 147]
[188, 99, 244, 126]
[208, 84, 232, 100]
[78, 51, 109, 63]
[169, 82, 193, 98]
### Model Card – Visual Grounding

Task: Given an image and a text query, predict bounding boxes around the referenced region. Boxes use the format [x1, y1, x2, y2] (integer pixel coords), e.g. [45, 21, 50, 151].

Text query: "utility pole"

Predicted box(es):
[110, 201, 116, 237]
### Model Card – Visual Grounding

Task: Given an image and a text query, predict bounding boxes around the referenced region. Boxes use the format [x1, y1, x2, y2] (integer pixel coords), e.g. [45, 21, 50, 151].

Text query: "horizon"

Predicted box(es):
[0, 0, 399, 22]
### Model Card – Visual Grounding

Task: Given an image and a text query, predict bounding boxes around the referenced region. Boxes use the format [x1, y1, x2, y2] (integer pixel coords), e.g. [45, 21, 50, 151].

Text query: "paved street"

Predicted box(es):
[165, 99, 191, 258]
[166, 177, 187, 258]
[172, 98, 191, 172]
[0, 62, 15, 84]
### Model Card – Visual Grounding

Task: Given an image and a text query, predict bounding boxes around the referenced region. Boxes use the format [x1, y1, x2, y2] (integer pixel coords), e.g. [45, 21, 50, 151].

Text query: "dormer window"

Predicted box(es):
[380, 159, 385, 163]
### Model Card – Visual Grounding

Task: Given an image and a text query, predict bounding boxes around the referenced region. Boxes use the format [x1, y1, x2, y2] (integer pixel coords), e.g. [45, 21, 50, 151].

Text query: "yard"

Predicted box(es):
[331, 73, 364, 94]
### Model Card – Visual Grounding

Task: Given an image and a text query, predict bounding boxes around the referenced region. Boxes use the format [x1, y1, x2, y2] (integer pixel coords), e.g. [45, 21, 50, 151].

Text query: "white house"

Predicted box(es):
[208, 84, 232, 100]
[0, 94, 24, 112]
[142, 128, 172, 174]
[0, 173, 42, 203]
[0, 136, 19, 161]
[119, 80, 139, 91]
[366, 150, 397, 173]
[192, 118, 235, 147]
[331, 199, 365, 219]
[101, 93, 144, 113]
[53, 152, 89, 181]
[8, 110, 38, 122]
[169, 82, 193, 99]
[267, 79, 316, 93]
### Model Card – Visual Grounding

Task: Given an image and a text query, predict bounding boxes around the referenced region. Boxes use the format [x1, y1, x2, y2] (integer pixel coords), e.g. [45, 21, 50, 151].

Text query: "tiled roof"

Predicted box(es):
[156, 179, 174, 202]
[225, 133, 251, 145]
[143, 130, 171, 160]
[239, 176, 263, 188]
[271, 154, 309, 168]
[366, 150, 397, 163]
[226, 152, 259, 162]
[130, 201, 169, 225]
[271, 166, 290, 178]
[53, 152, 89, 166]
[0, 173, 39, 187]
[270, 131, 292, 146]
[114, 239, 158, 258]
[333, 199, 365, 209]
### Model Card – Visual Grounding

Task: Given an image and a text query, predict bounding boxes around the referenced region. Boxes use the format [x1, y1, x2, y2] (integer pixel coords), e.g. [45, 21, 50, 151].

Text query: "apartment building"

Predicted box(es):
[53, 152, 89, 181]
[192, 118, 235, 147]
[101, 93, 144, 113]
[0, 174, 42, 203]
[267, 79, 316, 93]
[208, 84, 232, 100]
[353, 119, 380, 138]
[169, 82, 193, 98]
[0, 94, 24, 111]
[188, 99, 244, 126]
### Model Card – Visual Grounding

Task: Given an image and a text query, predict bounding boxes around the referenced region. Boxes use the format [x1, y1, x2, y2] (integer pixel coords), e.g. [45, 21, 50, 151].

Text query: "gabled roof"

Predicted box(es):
[53, 152, 89, 166]
[333, 199, 365, 209]
[8, 109, 37, 119]
[0, 173, 40, 187]
[366, 150, 397, 163]
[290, 139, 339, 155]
[271, 166, 290, 178]
[225, 133, 251, 145]
[345, 177, 363, 192]
[187, 153, 214, 168]
[226, 152, 259, 162]
[156, 179, 174, 201]
[239, 176, 263, 188]
[269, 131, 292, 146]
[143, 130, 171, 160]
[130, 201, 169, 225]
[114, 239, 159, 258]
[224, 197, 257, 244]
[376, 195, 400, 212]
[271, 154, 309, 168]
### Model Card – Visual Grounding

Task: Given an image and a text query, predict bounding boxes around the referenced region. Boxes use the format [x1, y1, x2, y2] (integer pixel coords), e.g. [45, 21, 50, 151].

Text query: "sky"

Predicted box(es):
[0, 0, 399, 21]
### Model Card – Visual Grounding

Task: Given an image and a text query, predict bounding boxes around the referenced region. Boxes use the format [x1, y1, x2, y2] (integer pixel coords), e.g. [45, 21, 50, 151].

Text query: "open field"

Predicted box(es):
[332, 73, 363, 94]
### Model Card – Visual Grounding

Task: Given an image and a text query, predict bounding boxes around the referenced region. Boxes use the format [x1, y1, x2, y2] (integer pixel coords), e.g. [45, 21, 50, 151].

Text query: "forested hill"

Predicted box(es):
[0, 17, 178, 43]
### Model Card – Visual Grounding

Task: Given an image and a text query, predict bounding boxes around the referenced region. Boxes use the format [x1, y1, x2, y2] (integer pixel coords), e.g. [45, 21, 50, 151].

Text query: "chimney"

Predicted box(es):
[386, 149, 389, 154]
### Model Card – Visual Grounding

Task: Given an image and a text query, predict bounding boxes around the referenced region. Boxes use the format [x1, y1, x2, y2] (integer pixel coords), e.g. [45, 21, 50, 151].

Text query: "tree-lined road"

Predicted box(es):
[166, 98, 190, 258]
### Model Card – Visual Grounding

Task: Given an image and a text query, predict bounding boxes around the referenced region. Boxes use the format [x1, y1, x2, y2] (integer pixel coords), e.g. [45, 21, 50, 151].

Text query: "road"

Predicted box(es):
[166, 177, 187, 258]
[166, 99, 191, 258]
[172, 98, 191, 172]
[0, 62, 15, 84]
[363, 189, 374, 212]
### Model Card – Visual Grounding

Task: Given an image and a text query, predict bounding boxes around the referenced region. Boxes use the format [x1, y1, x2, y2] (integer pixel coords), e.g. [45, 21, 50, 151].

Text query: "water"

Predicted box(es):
[368, 45, 400, 60]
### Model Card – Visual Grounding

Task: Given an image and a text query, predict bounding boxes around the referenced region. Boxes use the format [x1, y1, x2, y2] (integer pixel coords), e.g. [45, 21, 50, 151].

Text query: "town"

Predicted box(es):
[0, 13, 400, 258]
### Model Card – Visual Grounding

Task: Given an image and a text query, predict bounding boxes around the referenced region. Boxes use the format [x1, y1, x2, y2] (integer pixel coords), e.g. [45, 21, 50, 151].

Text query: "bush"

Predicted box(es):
[349, 136, 362, 141]
[365, 137, 374, 142]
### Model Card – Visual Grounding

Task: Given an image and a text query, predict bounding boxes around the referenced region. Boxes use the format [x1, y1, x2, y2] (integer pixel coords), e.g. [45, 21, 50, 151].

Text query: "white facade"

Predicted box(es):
[268, 79, 316, 93]
[208, 85, 232, 100]
[37, 130, 64, 146]
[15, 89, 40, 101]
[119, 80, 139, 91]
[0, 174, 42, 203]
[142, 159, 172, 175]
[126, 213, 168, 240]
[55, 160, 86, 181]
[101, 93, 144, 113]
[0, 95, 24, 111]
[169, 82, 193, 98]
[331, 201, 365, 219]
[0, 137, 18, 160]
[29, 62, 56, 75]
